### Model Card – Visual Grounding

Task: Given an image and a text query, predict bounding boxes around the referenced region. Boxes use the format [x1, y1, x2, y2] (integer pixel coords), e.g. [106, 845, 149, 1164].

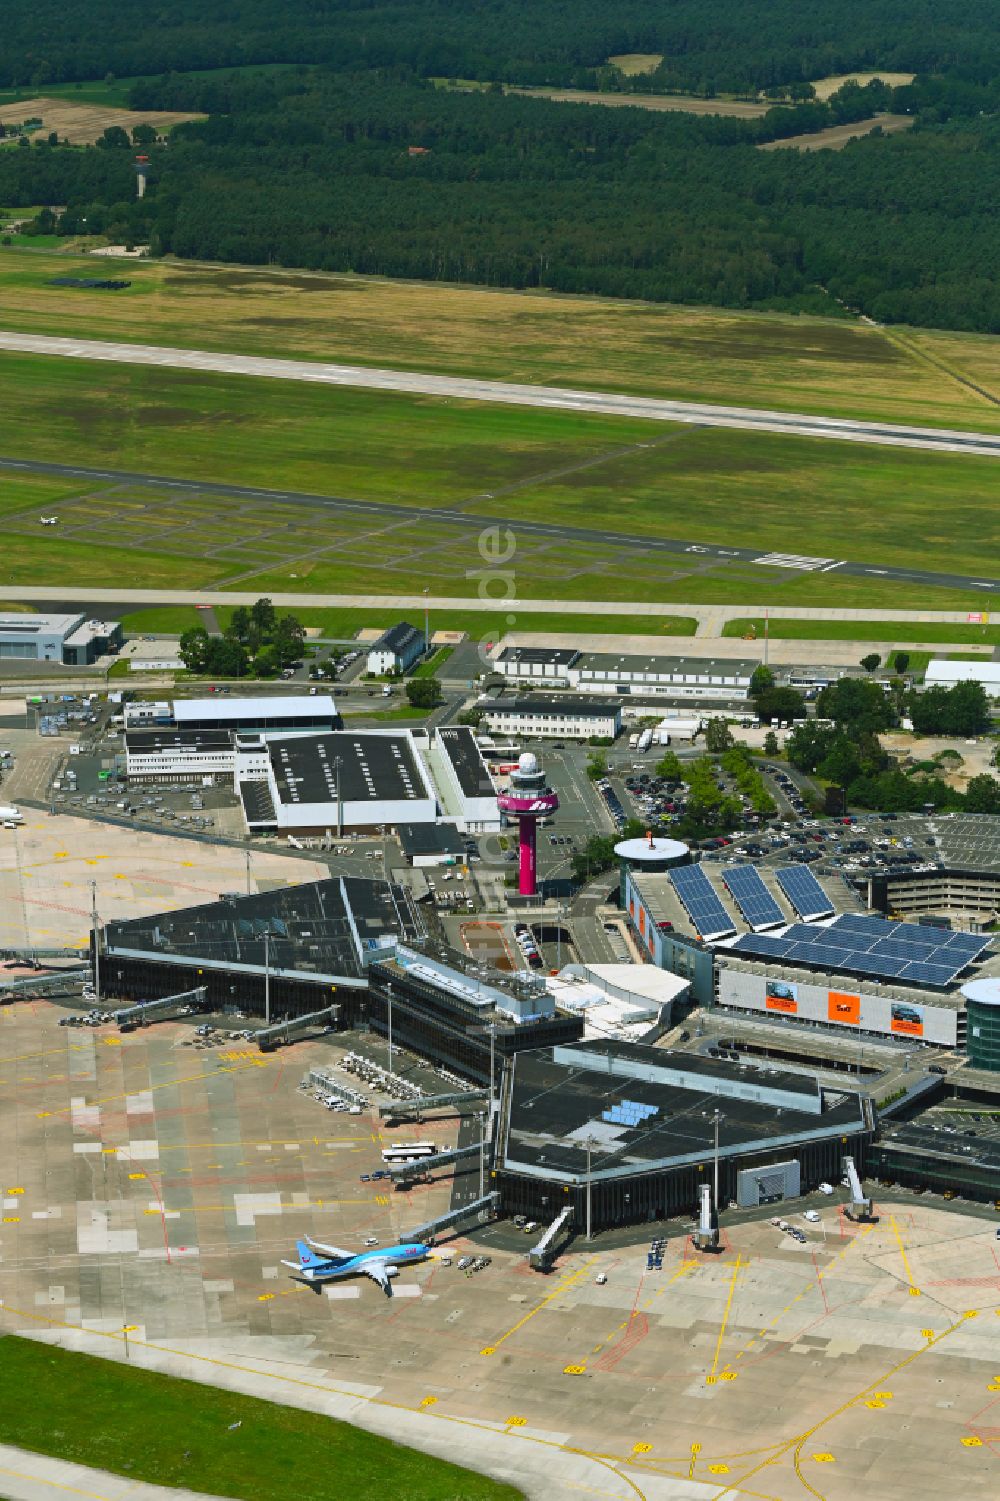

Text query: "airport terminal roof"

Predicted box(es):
[269, 731, 430, 808]
[502, 1041, 866, 1182]
[105, 876, 422, 982]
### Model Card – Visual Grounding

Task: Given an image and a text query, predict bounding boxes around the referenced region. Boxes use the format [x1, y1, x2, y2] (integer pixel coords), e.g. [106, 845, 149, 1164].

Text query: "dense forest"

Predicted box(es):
[1, 4, 999, 330]
[3, 0, 999, 95]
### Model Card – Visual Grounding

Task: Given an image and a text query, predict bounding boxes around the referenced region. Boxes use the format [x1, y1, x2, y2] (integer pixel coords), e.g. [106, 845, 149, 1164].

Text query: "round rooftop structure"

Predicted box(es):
[962, 978, 1000, 1072]
[518, 751, 538, 775]
[961, 978, 1000, 1008]
[614, 835, 689, 871]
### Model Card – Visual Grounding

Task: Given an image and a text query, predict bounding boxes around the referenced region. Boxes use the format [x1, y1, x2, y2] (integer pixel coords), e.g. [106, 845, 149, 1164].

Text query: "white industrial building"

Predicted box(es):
[123, 694, 339, 735]
[493, 647, 753, 702]
[478, 695, 622, 740]
[0, 610, 122, 666]
[546, 963, 690, 1041]
[235, 726, 499, 835]
[125, 728, 237, 783]
[924, 659, 1000, 698]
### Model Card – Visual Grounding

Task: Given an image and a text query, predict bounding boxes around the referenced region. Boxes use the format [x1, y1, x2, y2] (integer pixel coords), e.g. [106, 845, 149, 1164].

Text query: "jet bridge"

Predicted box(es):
[401, 1191, 499, 1245]
[1, 967, 88, 999]
[255, 1005, 339, 1052]
[114, 987, 208, 1030]
[379, 1088, 487, 1122]
[529, 1205, 575, 1271]
[388, 1142, 483, 1184]
[842, 1154, 875, 1222]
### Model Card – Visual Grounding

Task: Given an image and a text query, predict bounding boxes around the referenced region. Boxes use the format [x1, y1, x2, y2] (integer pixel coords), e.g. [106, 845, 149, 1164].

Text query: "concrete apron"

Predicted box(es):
[18, 1328, 705, 1501]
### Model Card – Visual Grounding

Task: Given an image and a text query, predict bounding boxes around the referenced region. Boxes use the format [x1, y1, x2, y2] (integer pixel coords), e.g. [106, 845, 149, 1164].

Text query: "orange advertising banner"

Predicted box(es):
[828, 991, 860, 1025]
[891, 1005, 924, 1038]
[766, 994, 798, 1015]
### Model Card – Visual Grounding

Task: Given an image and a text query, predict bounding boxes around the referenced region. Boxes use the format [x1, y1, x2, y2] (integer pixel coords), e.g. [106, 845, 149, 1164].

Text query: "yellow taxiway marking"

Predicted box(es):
[480, 1259, 595, 1358]
[889, 1215, 919, 1294]
[707, 1257, 744, 1385]
[36, 1058, 266, 1118]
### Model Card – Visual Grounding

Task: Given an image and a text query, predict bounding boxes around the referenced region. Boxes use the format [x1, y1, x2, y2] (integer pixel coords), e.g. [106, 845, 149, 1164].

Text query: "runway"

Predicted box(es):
[1, 453, 996, 597]
[2, 329, 1000, 457]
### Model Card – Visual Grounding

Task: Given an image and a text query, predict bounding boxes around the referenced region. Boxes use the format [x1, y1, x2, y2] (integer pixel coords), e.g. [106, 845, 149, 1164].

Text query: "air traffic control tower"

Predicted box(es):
[496, 752, 559, 898]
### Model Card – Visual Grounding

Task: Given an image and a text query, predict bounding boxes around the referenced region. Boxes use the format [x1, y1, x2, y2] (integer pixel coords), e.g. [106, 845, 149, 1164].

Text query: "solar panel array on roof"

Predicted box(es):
[603, 1099, 659, 1128]
[728, 913, 991, 989]
[668, 864, 736, 940]
[722, 864, 785, 930]
[775, 864, 835, 920]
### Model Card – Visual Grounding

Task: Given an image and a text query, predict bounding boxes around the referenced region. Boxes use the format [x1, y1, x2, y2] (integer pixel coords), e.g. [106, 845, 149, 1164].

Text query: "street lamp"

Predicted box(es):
[90, 879, 101, 1002]
[585, 1135, 597, 1241]
[711, 1109, 724, 1214]
[263, 930, 271, 1026]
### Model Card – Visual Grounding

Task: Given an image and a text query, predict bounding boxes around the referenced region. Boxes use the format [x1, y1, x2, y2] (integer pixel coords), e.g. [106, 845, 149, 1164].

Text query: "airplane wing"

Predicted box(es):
[361, 1260, 394, 1297]
[305, 1235, 352, 1260]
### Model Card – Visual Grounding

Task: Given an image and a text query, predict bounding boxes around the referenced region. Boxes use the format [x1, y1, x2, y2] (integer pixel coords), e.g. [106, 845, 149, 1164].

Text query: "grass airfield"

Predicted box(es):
[0, 247, 997, 433]
[1, 993, 998, 1501]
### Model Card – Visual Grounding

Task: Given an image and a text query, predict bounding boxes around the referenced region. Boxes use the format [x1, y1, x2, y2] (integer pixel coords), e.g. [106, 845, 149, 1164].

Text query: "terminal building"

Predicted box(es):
[123, 694, 340, 736]
[618, 842, 999, 1057]
[0, 610, 122, 666]
[495, 1040, 873, 1229]
[100, 876, 424, 1012]
[493, 647, 754, 703]
[477, 695, 622, 741]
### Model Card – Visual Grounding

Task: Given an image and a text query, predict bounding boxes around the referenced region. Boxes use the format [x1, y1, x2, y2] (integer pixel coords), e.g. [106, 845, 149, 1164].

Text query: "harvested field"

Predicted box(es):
[508, 86, 769, 118]
[607, 53, 664, 75]
[760, 114, 914, 151]
[0, 96, 201, 145]
[811, 71, 915, 100]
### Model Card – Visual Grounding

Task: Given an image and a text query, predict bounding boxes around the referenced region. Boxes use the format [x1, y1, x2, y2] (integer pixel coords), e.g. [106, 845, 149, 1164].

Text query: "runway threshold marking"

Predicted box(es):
[480, 1259, 595, 1359]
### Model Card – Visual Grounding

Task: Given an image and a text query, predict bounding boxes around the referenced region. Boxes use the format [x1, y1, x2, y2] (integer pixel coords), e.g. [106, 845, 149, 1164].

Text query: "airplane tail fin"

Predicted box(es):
[296, 1239, 316, 1267]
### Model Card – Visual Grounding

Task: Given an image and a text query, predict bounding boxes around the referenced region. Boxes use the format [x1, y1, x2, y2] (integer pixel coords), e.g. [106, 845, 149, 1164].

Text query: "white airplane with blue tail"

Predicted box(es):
[282, 1235, 431, 1297]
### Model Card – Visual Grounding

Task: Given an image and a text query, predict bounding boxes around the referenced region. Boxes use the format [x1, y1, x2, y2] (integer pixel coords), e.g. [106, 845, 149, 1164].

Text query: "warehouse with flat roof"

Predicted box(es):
[0, 611, 122, 665]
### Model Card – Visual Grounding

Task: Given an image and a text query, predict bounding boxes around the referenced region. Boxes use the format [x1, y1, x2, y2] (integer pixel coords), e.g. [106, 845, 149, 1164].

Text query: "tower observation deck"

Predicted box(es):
[496, 752, 559, 898]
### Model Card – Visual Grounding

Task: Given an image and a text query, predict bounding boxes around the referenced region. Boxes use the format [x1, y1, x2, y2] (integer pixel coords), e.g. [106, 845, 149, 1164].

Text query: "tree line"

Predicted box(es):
[3, 0, 998, 97]
[3, 65, 999, 331]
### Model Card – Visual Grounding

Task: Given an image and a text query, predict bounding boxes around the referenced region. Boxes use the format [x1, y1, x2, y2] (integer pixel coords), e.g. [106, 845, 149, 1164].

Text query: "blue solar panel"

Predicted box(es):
[775, 865, 835, 920]
[668, 864, 736, 939]
[723, 865, 785, 929]
[726, 911, 991, 988]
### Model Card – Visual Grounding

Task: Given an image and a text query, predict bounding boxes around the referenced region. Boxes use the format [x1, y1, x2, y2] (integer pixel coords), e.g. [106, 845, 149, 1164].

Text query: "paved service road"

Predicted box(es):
[0, 454, 997, 599]
[2, 329, 1000, 458]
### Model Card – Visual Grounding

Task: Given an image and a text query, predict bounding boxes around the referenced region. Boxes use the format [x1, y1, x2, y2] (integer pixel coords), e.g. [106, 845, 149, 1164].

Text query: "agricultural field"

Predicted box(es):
[508, 86, 769, 117]
[0, 248, 997, 432]
[606, 53, 664, 75]
[0, 96, 200, 145]
[0, 351, 996, 609]
[810, 72, 915, 100]
[759, 115, 914, 151]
